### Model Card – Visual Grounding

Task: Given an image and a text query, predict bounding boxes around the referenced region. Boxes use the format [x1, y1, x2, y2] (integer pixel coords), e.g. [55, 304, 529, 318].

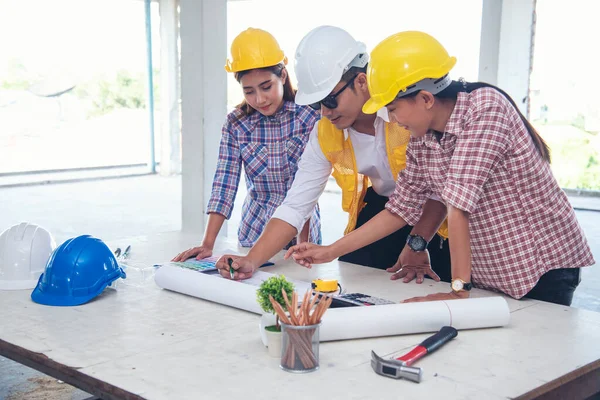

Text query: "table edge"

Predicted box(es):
[515, 358, 600, 400]
[0, 338, 144, 400]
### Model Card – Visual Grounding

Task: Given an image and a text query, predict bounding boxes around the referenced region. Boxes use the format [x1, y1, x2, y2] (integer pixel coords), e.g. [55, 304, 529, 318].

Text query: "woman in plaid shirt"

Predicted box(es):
[285, 31, 594, 306]
[173, 28, 321, 262]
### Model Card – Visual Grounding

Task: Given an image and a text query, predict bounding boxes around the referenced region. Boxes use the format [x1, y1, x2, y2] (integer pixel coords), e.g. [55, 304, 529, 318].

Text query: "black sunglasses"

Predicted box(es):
[309, 74, 358, 110]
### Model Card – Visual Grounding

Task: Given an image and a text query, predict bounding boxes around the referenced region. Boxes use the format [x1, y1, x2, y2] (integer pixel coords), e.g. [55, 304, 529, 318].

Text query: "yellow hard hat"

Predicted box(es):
[225, 28, 288, 73]
[363, 31, 457, 114]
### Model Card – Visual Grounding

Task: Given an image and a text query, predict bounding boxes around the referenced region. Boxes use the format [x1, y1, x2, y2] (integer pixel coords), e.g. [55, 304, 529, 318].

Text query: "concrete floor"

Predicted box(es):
[1, 174, 599, 399]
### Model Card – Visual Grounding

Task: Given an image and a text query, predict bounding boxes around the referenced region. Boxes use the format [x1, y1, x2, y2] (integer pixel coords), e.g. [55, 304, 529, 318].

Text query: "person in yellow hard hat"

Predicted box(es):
[214, 26, 451, 284]
[173, 28, 321, 262]
[283, 31, 594, 306]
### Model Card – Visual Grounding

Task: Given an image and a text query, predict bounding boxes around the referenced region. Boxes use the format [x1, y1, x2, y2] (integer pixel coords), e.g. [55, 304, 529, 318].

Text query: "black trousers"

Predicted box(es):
[339, 187, 452, 282]
[523, 268, 581, 306]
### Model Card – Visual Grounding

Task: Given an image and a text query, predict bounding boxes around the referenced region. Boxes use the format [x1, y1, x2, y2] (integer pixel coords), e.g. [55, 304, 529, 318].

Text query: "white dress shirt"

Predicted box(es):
[271, 109, 398, 233]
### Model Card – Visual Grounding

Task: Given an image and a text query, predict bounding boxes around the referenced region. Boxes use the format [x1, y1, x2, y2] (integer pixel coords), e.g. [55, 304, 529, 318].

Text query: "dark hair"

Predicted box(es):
[234, 63, 295, 116]
[399, 80, 551, 162]
[341, 64, 368, 90]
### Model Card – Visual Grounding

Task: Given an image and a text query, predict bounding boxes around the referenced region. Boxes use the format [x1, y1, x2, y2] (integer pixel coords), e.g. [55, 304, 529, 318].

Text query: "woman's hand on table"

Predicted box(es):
[403, 291, 469, 303]
[172, 244, 213, 262]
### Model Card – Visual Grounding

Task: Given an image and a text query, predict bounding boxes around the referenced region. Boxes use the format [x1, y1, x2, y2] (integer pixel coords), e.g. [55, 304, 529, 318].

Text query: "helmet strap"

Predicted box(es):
[343, 52, 369, 73]
[396, 74, 452, 98]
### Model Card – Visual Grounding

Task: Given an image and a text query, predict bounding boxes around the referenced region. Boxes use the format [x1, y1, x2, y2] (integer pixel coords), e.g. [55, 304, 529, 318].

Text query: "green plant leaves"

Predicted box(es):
[256, 275, 294, 315]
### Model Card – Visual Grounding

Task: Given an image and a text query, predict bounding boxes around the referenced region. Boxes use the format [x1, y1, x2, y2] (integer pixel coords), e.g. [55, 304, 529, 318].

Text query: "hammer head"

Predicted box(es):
[370, 351, 423, 383]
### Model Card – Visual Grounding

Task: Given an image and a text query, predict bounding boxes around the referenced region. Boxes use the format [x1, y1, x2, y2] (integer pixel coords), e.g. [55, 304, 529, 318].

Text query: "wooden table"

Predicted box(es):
[1, 231, 599, 400]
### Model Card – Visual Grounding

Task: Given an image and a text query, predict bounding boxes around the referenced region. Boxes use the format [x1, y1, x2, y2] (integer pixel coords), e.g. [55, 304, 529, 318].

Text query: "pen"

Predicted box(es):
[227, 257, 235, 279]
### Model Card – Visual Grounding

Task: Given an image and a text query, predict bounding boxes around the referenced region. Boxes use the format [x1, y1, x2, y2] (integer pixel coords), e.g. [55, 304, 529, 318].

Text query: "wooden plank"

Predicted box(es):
[0, 338, 143, 400]
[516, 359, 600, 400]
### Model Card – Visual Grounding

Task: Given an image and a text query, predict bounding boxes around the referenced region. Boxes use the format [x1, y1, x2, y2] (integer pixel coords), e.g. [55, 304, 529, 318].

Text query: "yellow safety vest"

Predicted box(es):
[317, 118, 448, 238]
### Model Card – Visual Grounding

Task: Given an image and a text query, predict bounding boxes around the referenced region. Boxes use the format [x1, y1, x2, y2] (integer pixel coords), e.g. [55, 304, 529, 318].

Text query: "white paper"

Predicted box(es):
[154, 265, 510, 343]
[318, 297, 510, 341]
[155, 265, 263, 313]
[258, 297, 510, 345]
[154, 266, 312, 314]
[447, 296, 511, 329]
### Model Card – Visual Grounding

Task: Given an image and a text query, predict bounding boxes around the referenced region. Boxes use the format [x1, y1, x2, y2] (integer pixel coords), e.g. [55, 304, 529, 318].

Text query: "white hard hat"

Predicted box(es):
[294, 26, 369, 106]
[0, 223, 56, 290]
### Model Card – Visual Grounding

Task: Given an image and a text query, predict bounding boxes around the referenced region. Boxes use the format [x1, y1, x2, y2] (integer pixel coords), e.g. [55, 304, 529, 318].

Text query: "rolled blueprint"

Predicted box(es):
[155, 265, 264, 314]
[318, 297, 510, 341]
[154, 265, 311, 314]
[258, 297, 509, 344]
[155, 265, 510, 342]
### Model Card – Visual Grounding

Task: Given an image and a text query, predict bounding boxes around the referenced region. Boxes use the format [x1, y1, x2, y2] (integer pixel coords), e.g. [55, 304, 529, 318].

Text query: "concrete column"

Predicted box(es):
[158, 0, 181, 175]
[179, 0, 227, 234]
[478, 0, 536, 117]
[478, 0, 503, 85]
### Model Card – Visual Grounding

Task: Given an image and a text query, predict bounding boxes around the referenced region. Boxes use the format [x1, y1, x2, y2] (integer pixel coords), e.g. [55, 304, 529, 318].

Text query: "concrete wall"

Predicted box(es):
[479, 0, 536, 117]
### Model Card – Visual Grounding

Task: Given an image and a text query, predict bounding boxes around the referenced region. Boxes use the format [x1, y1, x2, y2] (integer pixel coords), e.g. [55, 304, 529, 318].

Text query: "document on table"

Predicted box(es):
[259, 296, 511, 343]
[154, 263, 311, 314]
[154, 250, 274, 273]
[155, 262, 510, 342]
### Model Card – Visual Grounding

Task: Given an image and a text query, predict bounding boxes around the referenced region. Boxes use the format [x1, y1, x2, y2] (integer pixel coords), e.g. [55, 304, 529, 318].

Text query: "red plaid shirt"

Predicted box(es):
[386, 87, 595, 298]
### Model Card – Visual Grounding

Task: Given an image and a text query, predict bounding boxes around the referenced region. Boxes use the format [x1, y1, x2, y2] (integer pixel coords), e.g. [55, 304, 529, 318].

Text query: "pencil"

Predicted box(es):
[227, 257, 235, 279]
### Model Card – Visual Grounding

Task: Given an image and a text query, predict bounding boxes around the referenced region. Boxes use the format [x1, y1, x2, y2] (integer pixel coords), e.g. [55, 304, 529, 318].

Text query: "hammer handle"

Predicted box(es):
[421, 326, 458, 353]
[397, 326, 458, 366]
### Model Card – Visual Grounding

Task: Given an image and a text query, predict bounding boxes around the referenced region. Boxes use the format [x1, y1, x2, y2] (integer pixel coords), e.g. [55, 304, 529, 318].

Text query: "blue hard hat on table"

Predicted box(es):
[31, 235, 126, 306]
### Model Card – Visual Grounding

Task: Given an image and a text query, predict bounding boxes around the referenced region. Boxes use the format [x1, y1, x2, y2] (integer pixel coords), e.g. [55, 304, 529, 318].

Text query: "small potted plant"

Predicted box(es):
[257, 275, 294, 357]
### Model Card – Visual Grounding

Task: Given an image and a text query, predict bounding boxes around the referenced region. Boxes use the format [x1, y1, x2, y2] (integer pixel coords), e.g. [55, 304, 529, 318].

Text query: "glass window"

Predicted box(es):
[0, 0, 161, 174]
[530, 0, 600, 190]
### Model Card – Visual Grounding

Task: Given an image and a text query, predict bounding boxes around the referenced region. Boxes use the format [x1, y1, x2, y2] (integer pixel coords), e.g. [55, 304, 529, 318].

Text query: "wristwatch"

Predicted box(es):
[406, 234, 428, 252]
[451, 278, 473, 293]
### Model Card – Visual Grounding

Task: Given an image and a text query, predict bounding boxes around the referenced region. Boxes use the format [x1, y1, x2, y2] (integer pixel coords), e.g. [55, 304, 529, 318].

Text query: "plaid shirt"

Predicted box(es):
[207, 101, 321, 247]
[386, 87, 594, 298]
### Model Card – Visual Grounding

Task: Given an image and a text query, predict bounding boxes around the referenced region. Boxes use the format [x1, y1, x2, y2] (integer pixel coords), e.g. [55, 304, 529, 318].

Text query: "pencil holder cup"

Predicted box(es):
[280, 322, 321, 373]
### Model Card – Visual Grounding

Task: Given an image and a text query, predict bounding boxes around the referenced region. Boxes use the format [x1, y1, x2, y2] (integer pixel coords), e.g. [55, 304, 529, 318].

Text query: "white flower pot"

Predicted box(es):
[259, 313, 277, 346]
[265, 327, 282, 358]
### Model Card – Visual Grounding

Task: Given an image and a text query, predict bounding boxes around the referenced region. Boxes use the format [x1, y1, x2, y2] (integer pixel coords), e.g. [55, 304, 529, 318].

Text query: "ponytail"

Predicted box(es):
[435, 81, 551, 162]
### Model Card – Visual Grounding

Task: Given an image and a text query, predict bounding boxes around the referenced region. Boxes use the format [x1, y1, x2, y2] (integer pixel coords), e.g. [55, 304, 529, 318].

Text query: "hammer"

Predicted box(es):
[371, 326, 458, 383]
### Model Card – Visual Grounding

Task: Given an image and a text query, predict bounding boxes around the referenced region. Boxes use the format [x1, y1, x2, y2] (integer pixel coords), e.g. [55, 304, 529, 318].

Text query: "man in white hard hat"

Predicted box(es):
[216, 26, 450, 284]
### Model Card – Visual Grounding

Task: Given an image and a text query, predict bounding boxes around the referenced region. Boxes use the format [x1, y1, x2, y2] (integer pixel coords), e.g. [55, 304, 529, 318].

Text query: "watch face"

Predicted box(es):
[408, 235, 427, 251]
[451, 280, 463, 291]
